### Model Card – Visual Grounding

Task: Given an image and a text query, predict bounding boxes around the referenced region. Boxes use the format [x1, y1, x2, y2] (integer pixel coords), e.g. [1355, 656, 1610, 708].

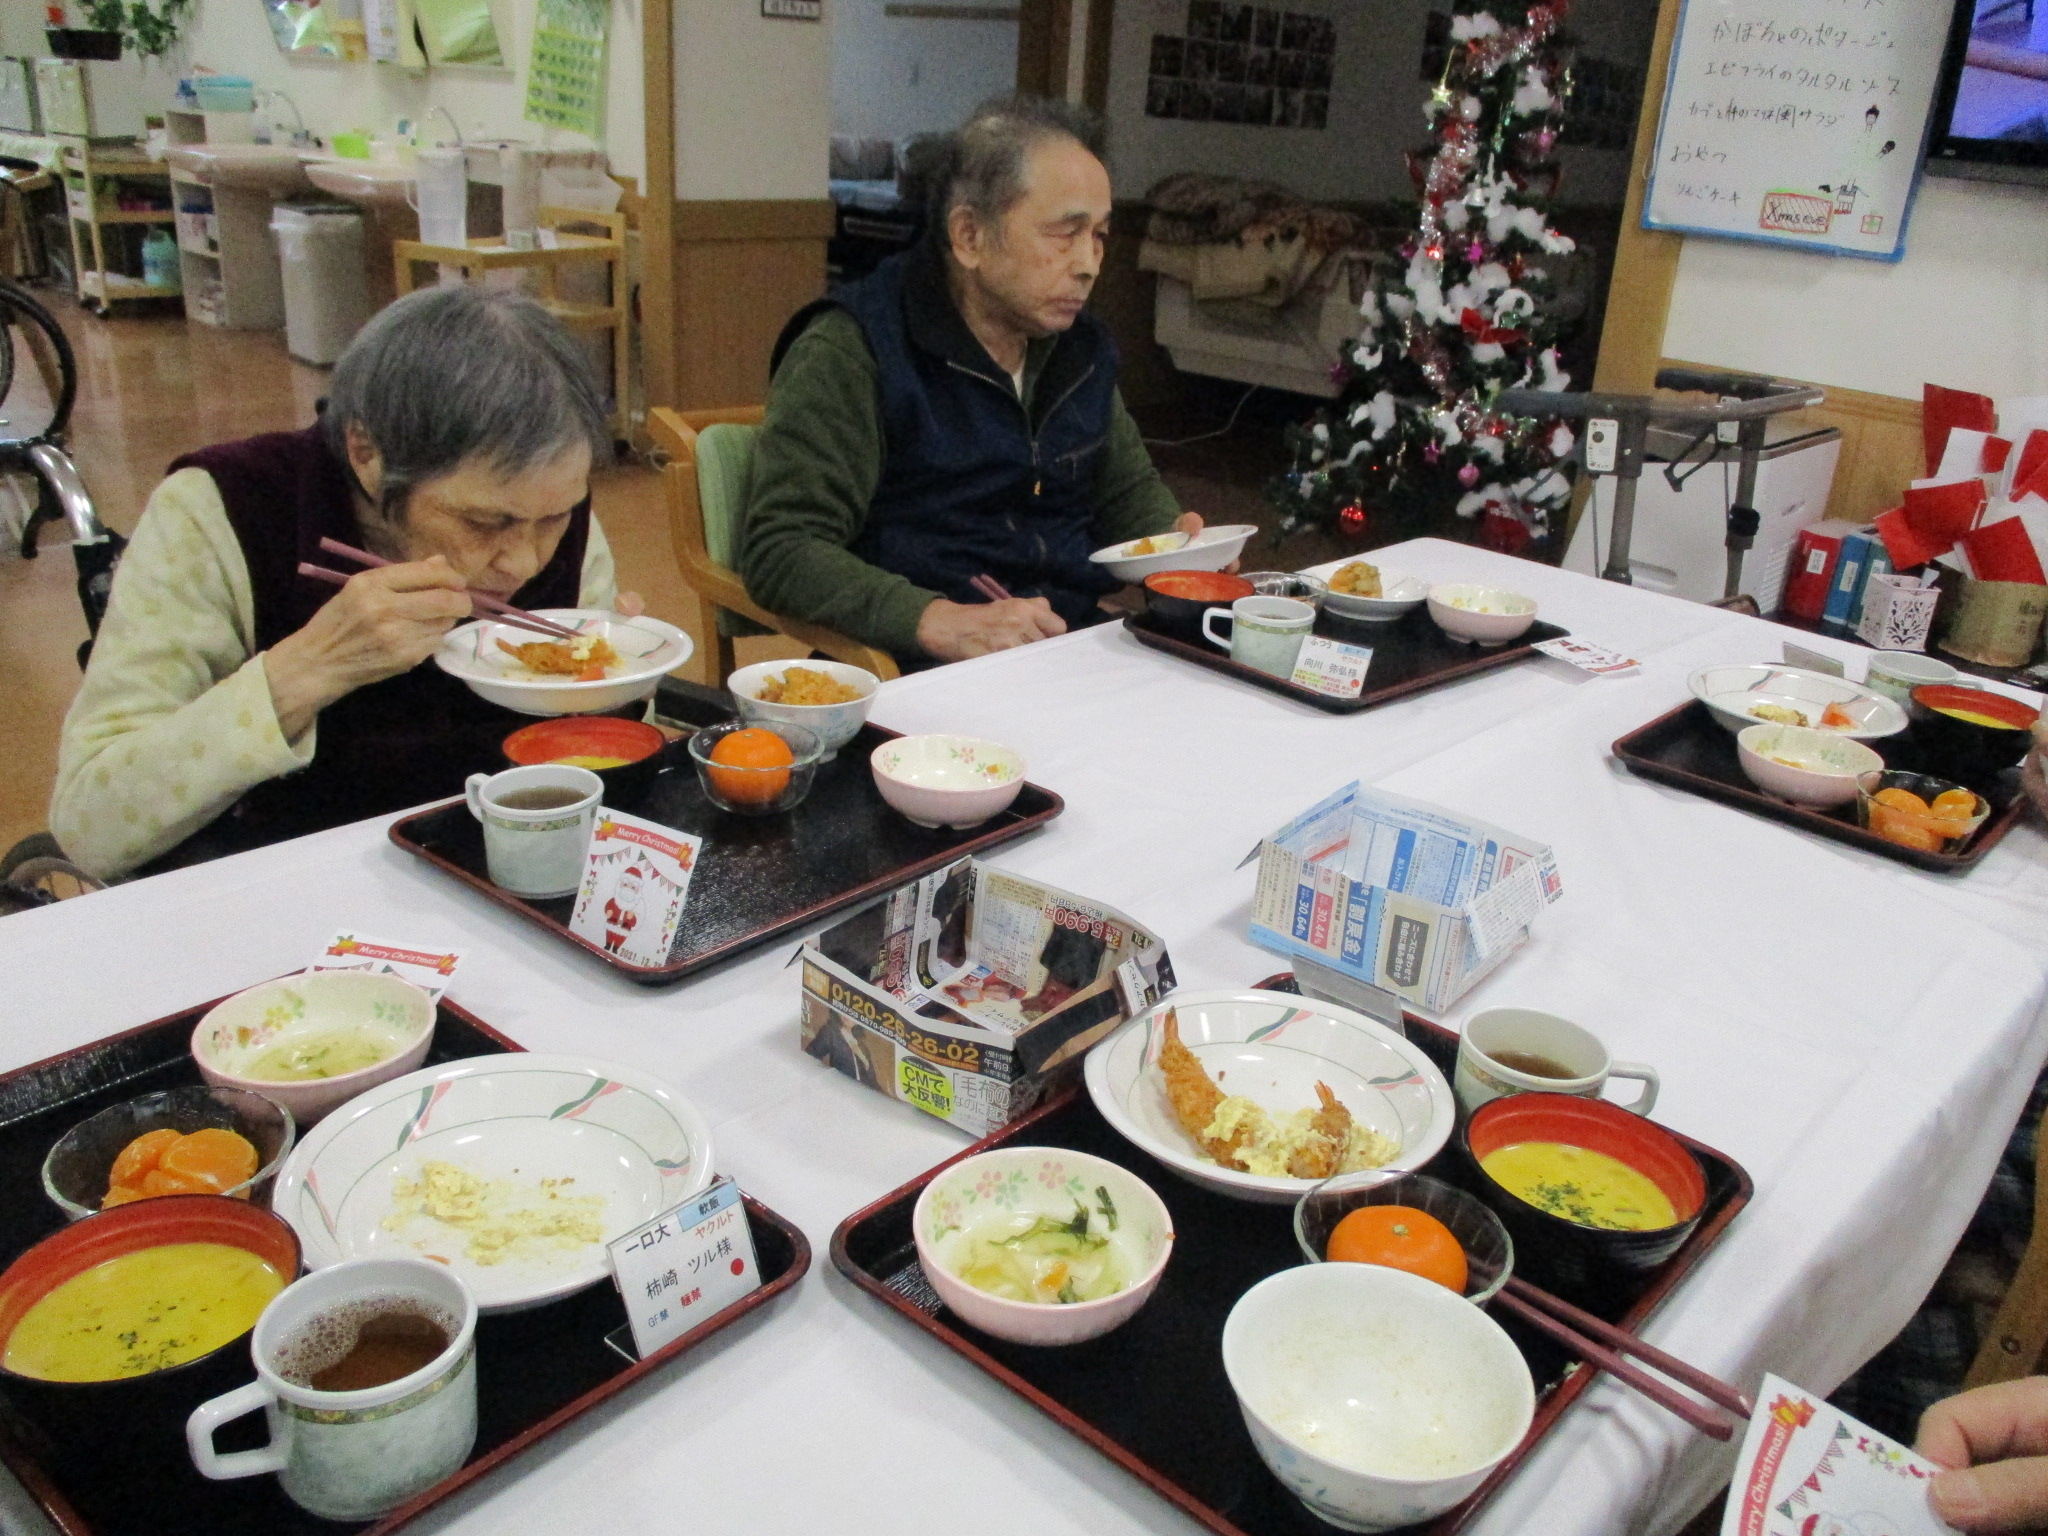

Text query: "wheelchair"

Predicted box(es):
[0, 276, 118, 913]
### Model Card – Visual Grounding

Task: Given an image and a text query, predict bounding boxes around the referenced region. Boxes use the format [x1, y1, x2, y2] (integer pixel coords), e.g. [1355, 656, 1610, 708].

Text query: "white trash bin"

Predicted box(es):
[269, 204, 371, 366]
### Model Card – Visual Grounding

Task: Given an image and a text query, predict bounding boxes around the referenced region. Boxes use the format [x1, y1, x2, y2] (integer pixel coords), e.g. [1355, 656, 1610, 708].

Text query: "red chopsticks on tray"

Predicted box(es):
[1494, 1277, 1754, 1440]
[298, 536, 582, 640]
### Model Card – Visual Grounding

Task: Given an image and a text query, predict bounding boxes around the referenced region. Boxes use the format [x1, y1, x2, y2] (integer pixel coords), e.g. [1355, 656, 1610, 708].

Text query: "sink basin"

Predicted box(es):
[303, 158, 416, 207]
[166, 144, 315, 198]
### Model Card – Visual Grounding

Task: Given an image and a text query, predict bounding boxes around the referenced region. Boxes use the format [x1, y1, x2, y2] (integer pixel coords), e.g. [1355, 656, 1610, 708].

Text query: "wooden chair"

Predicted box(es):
[1965, 1116, 2048, 1389]
[648, 405, 899, 687]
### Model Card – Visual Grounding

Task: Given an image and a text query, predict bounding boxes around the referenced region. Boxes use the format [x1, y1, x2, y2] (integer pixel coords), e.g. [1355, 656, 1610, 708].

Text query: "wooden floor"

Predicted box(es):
[0, 292, 798, 866]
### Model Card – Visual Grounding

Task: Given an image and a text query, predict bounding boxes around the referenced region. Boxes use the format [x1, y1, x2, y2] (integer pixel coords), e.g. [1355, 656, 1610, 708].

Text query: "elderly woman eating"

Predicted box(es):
[51, 285, 626, 880]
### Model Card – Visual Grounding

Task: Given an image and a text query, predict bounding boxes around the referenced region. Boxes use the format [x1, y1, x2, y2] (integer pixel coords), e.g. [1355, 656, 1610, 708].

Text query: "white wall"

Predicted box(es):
[7, 0, 645, 185]
[831, 0, 1015, 143]
[1102, 0, 1644, 206]
[672, 0, 828, 199]
[1661, 176, 2048, 400]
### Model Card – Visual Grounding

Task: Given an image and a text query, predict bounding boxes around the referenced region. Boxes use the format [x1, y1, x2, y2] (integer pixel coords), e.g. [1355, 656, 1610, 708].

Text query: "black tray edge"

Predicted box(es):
[1123, 612, 1568, 714]
[829, 1021, 1754, 1536]
[1612, 700, 2028, 875]
[387, 724, 1067, 984]
[0, 988, 813, 1536]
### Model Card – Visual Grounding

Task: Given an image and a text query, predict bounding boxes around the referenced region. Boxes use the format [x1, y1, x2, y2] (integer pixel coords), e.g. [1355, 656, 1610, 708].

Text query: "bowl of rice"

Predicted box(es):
[727, 660, 879, 759]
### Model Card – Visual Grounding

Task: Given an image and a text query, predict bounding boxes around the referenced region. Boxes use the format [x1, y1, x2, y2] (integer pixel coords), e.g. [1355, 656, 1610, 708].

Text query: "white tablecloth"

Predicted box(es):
[3, 539, 2045, 1536]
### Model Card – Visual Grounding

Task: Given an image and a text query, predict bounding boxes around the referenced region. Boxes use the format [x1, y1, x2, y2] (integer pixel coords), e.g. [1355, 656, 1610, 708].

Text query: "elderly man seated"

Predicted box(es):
[51, 286, 628, 880]
[741, 95, 1207, 668]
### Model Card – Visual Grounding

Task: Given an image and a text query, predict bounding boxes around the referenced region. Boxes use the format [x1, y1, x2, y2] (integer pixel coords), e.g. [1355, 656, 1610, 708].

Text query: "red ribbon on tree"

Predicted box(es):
[1459, 308, 1527, 347]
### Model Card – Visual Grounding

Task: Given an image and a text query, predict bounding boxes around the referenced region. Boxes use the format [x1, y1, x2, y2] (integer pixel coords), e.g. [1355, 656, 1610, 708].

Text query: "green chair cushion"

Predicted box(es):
[694, 422, 771, 640]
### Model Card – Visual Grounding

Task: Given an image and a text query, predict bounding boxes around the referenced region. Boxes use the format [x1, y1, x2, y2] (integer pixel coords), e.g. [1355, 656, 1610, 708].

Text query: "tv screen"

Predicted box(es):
[1926, 0, 2048, 184]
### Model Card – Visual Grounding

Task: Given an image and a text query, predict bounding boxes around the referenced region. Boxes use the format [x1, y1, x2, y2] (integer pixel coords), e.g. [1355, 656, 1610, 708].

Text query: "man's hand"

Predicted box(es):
[917, 596, 1066, 662]
[264, 556, 475, 740]
[1173, 510, 1240, 573]
[1918, 1377, 2048, 1531]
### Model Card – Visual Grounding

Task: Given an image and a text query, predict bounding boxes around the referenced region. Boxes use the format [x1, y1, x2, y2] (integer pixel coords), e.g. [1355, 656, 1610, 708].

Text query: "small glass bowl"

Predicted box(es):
[42, 1085, 297, 1221]
[686, 718, 823, 816]
[1242, 571, 1329, 611]
[1855, 769, 1991, 854]
[1293, 1169, 1513, 1305]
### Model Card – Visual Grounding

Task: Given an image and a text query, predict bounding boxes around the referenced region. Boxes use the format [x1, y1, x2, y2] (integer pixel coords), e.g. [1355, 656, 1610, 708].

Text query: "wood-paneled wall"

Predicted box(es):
[666, 200, 833, 411]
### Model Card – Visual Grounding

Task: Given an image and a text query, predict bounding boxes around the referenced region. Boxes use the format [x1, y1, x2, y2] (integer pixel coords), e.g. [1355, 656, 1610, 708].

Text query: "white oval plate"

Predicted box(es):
[1687, 664, 1907, 740]
[1089, 524, 1258, 583]
[274, 1054, 715, 1312]
[1084, 989, 1454, 1205]
[435, 609, 693, 718]
[1324, 573, 1430, 622]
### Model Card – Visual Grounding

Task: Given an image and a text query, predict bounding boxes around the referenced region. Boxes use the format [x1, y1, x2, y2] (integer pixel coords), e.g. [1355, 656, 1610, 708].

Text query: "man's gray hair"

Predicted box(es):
[322, 285, 611, 517]
[931, 93, 1105, 239]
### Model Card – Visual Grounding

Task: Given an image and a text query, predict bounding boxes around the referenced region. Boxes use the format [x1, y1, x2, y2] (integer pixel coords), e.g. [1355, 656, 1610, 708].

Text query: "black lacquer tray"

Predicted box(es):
[1613, 699, 2029, 873]
[390, 684, 1063, 983]
[1124, 606, 1568, 714]
[0, 992, 809, 1536]
[831, 998, 1751, 1536]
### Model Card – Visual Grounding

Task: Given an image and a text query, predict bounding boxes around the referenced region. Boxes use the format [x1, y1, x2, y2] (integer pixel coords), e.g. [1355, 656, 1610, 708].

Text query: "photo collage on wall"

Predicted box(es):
[1144, 1, 1336, 129]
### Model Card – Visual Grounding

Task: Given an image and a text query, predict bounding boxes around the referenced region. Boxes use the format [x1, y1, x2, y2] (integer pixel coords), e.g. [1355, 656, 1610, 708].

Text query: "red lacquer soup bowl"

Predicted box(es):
[1461, 1094, 1706, 1298]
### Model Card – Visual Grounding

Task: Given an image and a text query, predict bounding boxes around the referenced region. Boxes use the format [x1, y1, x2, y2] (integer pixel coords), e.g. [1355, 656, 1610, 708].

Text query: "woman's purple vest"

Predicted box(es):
[148, 425, 589, 870]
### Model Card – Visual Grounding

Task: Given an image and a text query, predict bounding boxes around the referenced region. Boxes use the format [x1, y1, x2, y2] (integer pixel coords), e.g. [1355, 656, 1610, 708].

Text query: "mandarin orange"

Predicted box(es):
[1325, 1204, 1469, 1293]
[707, 727, 795, 808]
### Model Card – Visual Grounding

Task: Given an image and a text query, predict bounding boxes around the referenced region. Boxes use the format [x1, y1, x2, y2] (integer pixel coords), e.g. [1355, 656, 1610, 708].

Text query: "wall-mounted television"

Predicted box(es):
[1925, 0, 2048, 186]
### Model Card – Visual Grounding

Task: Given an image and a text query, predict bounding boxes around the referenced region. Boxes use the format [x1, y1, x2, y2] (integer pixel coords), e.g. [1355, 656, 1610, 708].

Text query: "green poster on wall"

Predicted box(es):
[524, 0, 607, 139]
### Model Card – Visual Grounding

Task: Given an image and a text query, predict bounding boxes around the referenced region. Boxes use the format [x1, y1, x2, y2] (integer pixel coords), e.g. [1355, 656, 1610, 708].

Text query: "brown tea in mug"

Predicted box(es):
[1489, 1049, 1578, 1080]
[276, 1298, 454, 1393]
[493, 785, 586, 812]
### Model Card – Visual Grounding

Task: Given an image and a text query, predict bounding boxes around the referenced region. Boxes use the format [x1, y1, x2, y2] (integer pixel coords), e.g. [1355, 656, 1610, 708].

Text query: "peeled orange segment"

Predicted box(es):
[108, 1127, 182, 1188]
[1873, 787, 1931, 814]
[157, 1127, 260, 1192]
[140, 1168, 216, 1197]
[1930, 788, 1978, 819]
[1820, 702, 1856, 730]
[99, 1183, 149, 1210]
[1869, 804, 1945, 852]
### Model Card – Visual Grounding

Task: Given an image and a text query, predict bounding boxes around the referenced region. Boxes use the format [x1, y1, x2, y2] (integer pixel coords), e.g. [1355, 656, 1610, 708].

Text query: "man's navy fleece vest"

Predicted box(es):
[775, 242, 1123, 628]
[148, 425, 588, 871]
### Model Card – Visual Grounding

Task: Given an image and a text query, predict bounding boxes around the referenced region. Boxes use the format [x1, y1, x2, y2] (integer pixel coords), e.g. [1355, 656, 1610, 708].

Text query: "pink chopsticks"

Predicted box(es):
[1494, 1278, 1753, 1440]
[303, 536, 581, 640]
[968, 573, 1015, 604]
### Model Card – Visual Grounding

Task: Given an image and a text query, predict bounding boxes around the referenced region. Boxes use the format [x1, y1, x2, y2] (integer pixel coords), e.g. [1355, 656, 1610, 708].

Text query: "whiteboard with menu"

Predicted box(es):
[1643, 0, 1953, 261]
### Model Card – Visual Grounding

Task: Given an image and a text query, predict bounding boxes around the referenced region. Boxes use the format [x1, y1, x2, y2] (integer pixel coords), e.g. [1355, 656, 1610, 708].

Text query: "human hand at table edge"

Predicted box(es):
[1916, 1376, 2048, 1531]
[917, 595, 1066, 661]
[2022, 719, 2048, 822]
[263, 556, 474, 742]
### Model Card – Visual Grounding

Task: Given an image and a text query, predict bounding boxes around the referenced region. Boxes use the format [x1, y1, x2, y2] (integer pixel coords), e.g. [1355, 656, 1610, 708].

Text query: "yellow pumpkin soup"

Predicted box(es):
[1479, 1142, 1679, 1232]
[1933, 705, 2025, 730]
[4, 1243, 285, 1381]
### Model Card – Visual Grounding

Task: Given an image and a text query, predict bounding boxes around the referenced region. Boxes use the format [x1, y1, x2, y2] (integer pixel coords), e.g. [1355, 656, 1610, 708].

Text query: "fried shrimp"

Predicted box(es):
[1159, 1010, 1248, 1166]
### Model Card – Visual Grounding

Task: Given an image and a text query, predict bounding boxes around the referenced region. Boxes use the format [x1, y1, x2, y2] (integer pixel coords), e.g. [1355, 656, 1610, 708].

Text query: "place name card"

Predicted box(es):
[1289, 636, 1375, 698]
[608, 1177, 759, 1360]
[306, 932, 463, 1002]
[1533, 637, 1640, 677]
[1723, 1373, 1956, 1536]
[568, 810, 703, 967]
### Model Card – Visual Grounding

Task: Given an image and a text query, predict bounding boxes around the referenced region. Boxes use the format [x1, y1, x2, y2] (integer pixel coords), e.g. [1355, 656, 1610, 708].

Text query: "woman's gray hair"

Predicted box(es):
[926, 94, 1105, 242]
[322, 285, 612, 518]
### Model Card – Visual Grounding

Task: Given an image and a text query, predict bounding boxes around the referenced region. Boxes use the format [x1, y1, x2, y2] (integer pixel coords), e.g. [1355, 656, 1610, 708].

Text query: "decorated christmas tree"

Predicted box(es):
[1272, 2, 1580, 555]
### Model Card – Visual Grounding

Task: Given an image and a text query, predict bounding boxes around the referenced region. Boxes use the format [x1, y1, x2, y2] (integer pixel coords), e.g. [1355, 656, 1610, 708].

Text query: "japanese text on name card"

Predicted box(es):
[608, 1177, 759, 1359]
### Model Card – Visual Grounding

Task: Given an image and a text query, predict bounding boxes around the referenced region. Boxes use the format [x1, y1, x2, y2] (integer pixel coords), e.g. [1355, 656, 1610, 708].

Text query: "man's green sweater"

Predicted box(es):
[739, 308, 1182, 661]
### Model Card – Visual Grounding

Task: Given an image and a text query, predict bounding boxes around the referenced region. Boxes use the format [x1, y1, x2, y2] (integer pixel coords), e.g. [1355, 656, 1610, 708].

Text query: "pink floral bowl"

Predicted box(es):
[869, 734, 1026, 829]
[912, 1146, 1174, 1347]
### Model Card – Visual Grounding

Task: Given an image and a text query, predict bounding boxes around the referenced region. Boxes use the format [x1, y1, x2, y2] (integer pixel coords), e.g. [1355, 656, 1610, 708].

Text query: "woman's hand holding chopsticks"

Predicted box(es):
[264, 554, 476, 740]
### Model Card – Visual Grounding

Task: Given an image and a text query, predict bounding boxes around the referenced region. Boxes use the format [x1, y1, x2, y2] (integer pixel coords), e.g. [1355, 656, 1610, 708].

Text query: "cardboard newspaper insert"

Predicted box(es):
[799, 859, 1173, 1138]
[1247, 784, 1563, 1012]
